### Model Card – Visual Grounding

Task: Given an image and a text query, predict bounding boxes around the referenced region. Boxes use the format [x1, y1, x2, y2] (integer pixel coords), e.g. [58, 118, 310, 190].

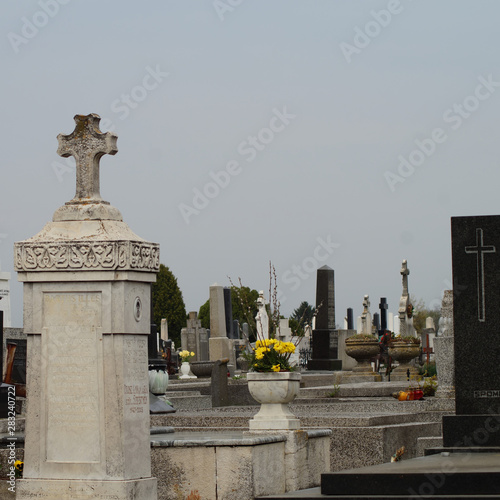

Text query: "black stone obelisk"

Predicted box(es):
[307, 266, 342, 371]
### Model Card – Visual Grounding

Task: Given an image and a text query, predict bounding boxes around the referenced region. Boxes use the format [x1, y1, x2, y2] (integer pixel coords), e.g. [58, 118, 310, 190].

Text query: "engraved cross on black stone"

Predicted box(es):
[465, 228, 496, 322]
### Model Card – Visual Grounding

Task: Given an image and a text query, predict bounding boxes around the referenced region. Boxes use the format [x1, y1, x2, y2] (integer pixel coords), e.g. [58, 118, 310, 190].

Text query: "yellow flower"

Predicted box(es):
[271, 364, 281, 372]
[255, 347, 266, 360]
[190, 352, 195, 357]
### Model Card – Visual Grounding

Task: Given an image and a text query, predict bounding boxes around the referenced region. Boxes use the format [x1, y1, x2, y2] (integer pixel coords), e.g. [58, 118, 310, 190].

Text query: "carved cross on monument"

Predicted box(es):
[400, 260, 410, 297]
[57, 114, 118, 204]
[465, 228, 496, 322]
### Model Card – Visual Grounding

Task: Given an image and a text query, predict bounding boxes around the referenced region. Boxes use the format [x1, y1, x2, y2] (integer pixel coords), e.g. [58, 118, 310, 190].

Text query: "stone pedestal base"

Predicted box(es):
[341, 371, 382, 383]
[389, 364, 419, 381]
[209, 337, 232, 363]
[16, 477, 157, 500]
[249, 403, 301, 430]
[340, 360, 381, 383]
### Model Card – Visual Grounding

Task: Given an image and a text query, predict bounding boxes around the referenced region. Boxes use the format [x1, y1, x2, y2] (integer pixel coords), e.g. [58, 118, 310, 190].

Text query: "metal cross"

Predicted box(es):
[57, 114, 118, 203]
[465, 228, 496, 322]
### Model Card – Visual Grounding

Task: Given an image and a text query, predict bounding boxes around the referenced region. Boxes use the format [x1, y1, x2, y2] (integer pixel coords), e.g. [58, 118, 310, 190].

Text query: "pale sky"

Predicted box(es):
[2, 1, 500, 328]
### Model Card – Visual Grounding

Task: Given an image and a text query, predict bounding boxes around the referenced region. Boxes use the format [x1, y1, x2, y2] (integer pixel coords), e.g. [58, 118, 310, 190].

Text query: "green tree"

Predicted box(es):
[290, 301, 315, 335]
[198, 299, 210, 329]
[152, 264, 187, 347]
[410, 295, 440, 334]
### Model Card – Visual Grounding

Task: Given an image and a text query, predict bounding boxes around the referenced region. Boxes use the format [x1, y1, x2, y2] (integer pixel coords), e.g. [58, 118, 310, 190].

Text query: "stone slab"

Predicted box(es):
[321, 452, 500, 497]
[16, 477, 157, 499]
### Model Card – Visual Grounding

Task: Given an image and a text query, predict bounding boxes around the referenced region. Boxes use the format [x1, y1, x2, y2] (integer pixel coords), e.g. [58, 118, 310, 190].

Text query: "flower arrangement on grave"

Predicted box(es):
[229, 262, 321, 373]
[391, 446, 406, 462]
[178, 350, 195, 363]
[248, 338, 297, 372]
[14, 460, 23, 478]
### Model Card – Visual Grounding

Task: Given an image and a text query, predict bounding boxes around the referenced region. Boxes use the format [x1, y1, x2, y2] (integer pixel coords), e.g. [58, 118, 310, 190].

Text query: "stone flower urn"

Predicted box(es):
[344, 335, 382, 382]
[247, 371, 301, 430]
[388, 340, 421, 380]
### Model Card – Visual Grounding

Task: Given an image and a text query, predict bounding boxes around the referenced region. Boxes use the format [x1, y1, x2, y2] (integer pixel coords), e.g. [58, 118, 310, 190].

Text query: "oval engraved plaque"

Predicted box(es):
[134, 297, 142, 322]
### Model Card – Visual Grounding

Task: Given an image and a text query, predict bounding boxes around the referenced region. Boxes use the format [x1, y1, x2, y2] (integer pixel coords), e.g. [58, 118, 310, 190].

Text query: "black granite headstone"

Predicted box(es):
[346, 308, 354, 330]
[373, 313, 380, 333]
[223, 287, 236, 339]
[379, 297, 388, 331]
[307, 266, 342, 371]
[442, 215, 500, 446]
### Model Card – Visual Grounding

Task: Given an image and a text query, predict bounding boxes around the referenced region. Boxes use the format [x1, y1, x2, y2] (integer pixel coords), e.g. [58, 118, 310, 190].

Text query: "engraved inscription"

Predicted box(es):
[123, 337, 149, 415]
[474, 390, 500, 398]
[43, 292, 102, 463]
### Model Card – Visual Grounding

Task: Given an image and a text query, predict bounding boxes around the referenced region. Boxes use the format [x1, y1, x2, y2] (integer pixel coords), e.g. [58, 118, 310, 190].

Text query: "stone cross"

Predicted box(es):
[360, 295, 372, 334]
[398, 259, 415, 337]
[57, 114, 118, 203]
[400, 260, 410, 297]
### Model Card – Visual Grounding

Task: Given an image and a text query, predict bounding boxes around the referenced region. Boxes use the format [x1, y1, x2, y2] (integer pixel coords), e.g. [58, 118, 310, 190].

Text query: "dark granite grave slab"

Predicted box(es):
[451, 216, 500, 416]
[320, 452, 500, 497]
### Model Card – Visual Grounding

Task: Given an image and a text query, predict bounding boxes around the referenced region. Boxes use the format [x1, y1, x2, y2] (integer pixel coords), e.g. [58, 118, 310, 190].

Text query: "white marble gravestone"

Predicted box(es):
[209, 284, 232, 363]
[15, 114, 158, 499]
[0, 265, 11, 327]
[360, 294, 372, 334]
[255, 290, 269, 340]
[398, 259, 416, 337]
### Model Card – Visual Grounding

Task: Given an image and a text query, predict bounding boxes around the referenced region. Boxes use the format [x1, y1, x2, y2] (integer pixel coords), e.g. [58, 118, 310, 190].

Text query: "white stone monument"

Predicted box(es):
[0, 265, 11, 327]
[398, 259, 416, 337]
[255, 290, 269, 340]
[434, 290, 455, 398]
[15, 114, 158, 499]
[160, 318, 168, 341]
[360, 295, 372, 334]
[209, 283, 233, 364]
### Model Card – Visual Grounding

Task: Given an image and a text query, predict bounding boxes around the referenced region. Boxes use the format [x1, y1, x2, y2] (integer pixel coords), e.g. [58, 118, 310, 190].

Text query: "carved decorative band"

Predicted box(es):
[14, 241, 160, 272]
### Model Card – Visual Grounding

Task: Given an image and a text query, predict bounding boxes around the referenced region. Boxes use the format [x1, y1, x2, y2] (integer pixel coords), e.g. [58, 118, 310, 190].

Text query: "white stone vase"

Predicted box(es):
[247, 371, 301, 430]
[179, 361, 197, 379]
[148, 369, 169, 395]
